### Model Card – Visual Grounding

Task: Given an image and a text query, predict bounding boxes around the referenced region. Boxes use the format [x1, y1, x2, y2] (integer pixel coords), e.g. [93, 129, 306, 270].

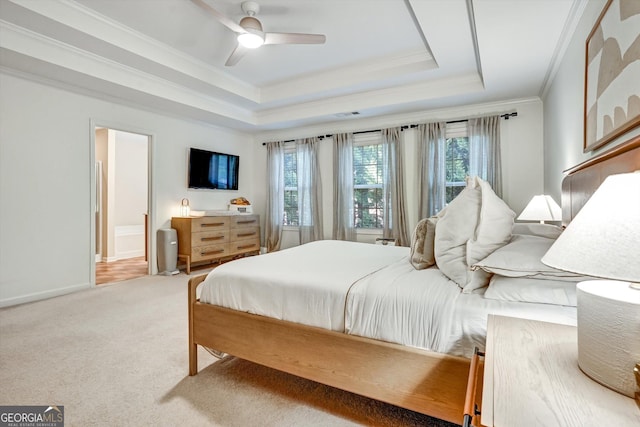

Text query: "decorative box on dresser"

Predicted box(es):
[171, 214, 260, 274]
[470, 314, 639, 427]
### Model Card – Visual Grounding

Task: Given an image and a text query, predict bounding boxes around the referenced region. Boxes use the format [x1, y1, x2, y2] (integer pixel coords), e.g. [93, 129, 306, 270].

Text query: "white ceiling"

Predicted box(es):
[0, 0, 584, 133]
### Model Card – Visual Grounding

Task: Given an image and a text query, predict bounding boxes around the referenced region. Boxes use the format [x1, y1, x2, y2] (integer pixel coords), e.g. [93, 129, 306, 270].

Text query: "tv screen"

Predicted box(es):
[188, 148, 239, 190]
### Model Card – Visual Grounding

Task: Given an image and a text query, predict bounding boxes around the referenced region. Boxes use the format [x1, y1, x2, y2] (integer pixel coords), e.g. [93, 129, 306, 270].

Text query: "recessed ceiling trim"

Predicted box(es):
[256, 72, 484, 126]
[261, 49, 437, 104]
[0, 20, 254, 123]
[404, 0, 437, 65]
[465, 0, 484, 88]
[8, 0, 260, 102]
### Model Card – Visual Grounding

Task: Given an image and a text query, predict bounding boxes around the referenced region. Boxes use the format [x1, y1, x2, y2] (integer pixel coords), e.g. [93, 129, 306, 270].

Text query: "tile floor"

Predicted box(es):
[95, 256, 148, 285]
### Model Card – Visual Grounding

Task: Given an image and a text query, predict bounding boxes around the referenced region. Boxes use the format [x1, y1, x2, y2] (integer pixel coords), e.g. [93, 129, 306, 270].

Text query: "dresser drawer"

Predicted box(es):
[230, 215, 259, 228]
[191, 230, 229, 247]
[228, 238, 260, 255]
[191, 243, 230, 262]
[229, 226, 259, 241]
[192, 217, 230, 231]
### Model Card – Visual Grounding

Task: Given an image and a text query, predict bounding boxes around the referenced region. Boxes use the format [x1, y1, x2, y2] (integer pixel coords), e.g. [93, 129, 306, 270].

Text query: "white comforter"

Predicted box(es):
[345, 263, 459, 354]
[199, 240, 408, 331]
[346, 261, 576, 357]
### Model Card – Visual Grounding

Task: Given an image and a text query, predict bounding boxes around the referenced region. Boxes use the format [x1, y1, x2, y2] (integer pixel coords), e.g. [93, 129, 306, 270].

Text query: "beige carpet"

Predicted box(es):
[0, 273, 460, 427]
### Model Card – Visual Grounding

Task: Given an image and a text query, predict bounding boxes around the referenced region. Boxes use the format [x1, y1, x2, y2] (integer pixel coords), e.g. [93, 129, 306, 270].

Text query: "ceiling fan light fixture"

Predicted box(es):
[237, 31, 264, 48]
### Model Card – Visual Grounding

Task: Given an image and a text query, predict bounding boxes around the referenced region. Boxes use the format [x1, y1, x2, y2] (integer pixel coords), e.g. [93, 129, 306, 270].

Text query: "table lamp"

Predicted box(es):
[542, 171, 640, 399]
[180, 198, 190, 217]
[518, 195, 562, 223]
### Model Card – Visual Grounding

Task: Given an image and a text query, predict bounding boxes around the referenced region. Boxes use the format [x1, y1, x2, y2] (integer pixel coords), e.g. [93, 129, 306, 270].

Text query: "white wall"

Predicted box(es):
[255, 98, 544, 250]
[543, 0, 640, 200]
[0, 72, 256, 307]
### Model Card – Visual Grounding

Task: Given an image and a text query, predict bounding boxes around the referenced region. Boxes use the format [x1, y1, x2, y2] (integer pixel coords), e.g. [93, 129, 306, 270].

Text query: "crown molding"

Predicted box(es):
[8, 0, 260, 101]
[0, 20, 255, 124]
[261, 49, 437, 105]
[256, 72, 483, 126]
[257, 96, 541, 142]
[540, 0, 588, 99]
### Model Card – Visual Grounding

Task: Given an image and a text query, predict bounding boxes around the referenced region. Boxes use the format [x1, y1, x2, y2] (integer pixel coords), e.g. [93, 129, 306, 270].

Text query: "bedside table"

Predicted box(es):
[480, 315, 639, 427]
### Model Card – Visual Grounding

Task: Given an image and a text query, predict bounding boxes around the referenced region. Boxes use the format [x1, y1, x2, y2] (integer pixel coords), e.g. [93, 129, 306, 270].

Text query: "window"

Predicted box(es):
[445, 123, 469, 203]
[283, 149, 298, 226]
[353, 134, 384, 228]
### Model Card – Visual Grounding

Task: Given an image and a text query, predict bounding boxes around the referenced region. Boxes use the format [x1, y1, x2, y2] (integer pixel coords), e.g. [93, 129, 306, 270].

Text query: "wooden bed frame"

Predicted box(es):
[188, 135, 640, 425]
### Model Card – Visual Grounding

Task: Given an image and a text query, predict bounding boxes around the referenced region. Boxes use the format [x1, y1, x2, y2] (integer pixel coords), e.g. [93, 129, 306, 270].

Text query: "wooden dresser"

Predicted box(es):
[171, 214, 260, 273]
[469, 315, 640, 427]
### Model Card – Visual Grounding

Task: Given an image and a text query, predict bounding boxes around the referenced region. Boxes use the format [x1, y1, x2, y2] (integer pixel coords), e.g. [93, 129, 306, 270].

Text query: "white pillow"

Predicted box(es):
[434, 185, 481, 288]
[466, 177, 516, 291]
[484, 275, 577, 306]
[410, 216, 438, 270]
[435, 177, 515, 292]
[473, 234, 591, 281]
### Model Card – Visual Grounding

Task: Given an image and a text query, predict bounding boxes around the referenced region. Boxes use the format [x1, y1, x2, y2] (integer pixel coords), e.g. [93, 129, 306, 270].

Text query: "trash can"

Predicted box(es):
[157, 228, 179, 275]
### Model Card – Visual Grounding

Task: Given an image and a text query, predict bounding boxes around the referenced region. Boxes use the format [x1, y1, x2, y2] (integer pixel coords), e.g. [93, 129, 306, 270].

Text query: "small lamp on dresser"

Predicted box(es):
[180, 198, 191, 217]
[518, 194, 562, 223]
[542, 171, 640, 401]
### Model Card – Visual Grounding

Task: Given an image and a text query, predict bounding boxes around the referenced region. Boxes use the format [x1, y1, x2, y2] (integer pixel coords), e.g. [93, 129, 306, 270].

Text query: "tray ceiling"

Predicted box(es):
[0, 0, 584, 132]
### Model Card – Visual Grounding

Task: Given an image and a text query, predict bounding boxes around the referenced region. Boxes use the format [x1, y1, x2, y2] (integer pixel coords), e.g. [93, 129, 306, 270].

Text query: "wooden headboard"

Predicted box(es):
[562, 134, 640, 225]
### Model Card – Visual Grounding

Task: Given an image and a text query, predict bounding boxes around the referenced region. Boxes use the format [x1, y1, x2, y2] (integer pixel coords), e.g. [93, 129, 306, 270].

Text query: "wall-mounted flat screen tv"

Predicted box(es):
[188, 148, 239, 190]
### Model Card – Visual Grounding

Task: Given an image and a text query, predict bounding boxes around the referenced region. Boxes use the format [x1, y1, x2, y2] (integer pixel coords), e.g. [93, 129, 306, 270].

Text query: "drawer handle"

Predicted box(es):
[201, 236, 224, 241]
[237, 220, 256, 224]
[237, 244, 256, 250]
[201, 222, 225, 228]
[237, 232, 256, 237]
[201, 249, 225, 255]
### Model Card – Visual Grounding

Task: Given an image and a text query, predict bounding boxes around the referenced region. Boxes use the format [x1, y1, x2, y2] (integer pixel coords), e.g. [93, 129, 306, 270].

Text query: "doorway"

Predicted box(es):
[94, 127, 150, 285]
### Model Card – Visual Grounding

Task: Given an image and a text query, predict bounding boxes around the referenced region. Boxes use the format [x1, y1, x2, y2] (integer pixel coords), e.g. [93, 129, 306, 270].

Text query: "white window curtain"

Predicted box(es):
[469, 115, 503, 196]
[381, 127, 409, 246]
[265, 141, 285, 252]
[332, 133, 356, 241]
[416, 122, 447, 218]
[297, 137, 323, 244]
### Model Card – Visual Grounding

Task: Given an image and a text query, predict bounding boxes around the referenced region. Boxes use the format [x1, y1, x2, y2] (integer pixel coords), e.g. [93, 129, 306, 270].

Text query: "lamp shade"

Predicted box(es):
[518, 195, 562, 223]
[541, 172, 640, 282]
[180, 198, 190, 217]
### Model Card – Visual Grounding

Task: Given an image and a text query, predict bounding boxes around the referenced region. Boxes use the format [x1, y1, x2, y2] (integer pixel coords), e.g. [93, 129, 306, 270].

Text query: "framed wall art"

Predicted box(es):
[584, 0, 640, 152]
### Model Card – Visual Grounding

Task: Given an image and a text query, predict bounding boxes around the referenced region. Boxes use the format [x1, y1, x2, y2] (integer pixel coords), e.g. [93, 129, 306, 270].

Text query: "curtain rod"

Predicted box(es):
[261, 112, 517, 145]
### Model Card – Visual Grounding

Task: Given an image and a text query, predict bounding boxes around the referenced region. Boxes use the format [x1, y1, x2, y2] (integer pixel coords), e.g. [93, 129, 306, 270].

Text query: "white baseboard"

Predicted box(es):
[0, 282, 91, 308]
[114, 249, 145, 259]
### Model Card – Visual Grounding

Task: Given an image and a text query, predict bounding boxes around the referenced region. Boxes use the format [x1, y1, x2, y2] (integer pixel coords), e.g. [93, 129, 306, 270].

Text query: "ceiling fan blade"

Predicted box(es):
[225, 44, 249, 66]
[191, 0, 246, 34]
[264, 33, 326, 45]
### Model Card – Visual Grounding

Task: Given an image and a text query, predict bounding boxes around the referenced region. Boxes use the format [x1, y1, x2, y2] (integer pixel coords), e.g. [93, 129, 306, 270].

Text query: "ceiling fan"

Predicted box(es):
[193, 0, 326, 66]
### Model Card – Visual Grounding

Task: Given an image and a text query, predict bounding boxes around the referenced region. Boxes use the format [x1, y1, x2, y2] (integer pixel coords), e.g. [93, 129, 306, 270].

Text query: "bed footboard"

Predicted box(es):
[187, 274, 471, 424]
